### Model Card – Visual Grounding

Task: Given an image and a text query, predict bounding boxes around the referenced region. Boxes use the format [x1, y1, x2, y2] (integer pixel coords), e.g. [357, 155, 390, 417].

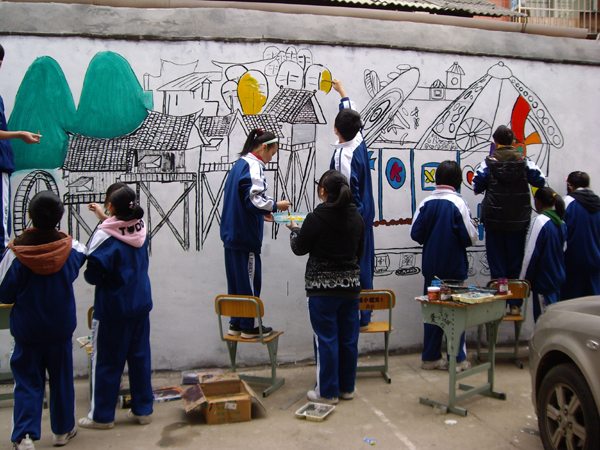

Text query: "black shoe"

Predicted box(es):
[241, 326, 273, 339]
[228, 324, 242, 336]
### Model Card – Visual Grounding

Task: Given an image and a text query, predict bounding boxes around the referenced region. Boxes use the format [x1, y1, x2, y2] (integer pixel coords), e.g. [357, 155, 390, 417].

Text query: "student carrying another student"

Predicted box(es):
[0, 191, 86, 450]
[79, 183, 154, 430]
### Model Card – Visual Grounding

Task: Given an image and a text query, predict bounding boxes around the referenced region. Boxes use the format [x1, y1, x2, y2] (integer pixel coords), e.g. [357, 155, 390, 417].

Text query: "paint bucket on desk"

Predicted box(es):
[428, 286, 440, 301]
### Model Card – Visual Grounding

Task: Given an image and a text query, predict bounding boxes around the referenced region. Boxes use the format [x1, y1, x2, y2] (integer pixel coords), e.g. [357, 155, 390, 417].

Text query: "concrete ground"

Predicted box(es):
[0, 347, 544, 450]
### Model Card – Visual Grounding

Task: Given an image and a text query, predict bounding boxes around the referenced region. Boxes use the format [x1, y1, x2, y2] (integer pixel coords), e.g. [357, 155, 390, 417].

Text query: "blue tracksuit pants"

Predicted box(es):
[485, 228, 527, 307]
[359, 226, 375, 325]
[308, 295, 360, 399]
[532, 291, 560, 323]
[561, 270, 600, 301]
[224, 248, 262, 329]
[11, 340, 75, 443]
[88, 316, 153, 424]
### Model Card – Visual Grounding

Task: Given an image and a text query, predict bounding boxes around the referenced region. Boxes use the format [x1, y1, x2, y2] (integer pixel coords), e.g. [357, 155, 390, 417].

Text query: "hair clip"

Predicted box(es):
[256, 129, 264, 136]
[129, 200, 134, 209]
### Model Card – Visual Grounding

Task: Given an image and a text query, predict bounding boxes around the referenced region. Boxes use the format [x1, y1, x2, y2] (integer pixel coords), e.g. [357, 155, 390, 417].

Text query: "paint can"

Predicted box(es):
[428, 286, 440, 301]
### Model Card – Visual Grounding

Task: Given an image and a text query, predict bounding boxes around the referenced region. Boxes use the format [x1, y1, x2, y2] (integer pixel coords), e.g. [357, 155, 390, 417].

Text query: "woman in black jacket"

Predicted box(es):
[287, 169, 365, 405]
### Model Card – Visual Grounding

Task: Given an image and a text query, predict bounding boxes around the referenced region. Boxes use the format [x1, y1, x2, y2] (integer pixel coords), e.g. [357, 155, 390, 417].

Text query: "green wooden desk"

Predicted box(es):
[417, 296, 508, 416]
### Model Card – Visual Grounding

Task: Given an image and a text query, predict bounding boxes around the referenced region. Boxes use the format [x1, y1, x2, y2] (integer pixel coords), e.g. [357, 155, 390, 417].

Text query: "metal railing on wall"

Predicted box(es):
[512, 0, 599, 36]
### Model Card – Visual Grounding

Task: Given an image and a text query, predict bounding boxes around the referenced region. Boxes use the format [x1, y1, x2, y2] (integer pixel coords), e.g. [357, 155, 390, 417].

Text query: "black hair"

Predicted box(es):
[435, 160, 462, 191]
[103, 182, 127, 209]
[29, 190, 64, 230]
[318, 169, 352, 209]
[106, 184, 144, 221]
[567, 171, 590, 189]
[492, 125, 515, 146]
[0, 44, 4, 61]
[334, 109, 362, 142]
[239, 129, 277, 157]
[535, 187, 565, 220]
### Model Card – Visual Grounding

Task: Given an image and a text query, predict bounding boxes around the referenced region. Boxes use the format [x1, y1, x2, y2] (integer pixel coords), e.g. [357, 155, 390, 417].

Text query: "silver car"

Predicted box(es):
[529, 296, 600, 450]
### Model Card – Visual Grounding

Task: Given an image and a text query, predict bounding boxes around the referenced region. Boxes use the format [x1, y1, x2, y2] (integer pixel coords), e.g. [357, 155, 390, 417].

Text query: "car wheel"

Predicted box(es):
[537, 363, 600, 450]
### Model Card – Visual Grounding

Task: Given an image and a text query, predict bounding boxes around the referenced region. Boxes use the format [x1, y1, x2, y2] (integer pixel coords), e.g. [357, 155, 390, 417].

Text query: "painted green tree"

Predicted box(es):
[8, 56, 76, 170]
[71, 51, 152, 139]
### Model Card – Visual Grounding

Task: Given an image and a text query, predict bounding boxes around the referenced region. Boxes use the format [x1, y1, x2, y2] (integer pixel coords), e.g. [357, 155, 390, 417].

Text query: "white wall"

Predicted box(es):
[1, 3, 599, 375]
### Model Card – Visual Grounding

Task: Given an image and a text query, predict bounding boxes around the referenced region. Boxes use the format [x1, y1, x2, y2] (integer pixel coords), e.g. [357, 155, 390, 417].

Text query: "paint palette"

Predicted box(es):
[273, 212, 308, 224]
[295, 402, 335, 422]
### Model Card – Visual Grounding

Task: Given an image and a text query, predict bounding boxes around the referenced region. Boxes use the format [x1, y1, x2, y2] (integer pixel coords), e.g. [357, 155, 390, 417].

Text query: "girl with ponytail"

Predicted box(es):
[520, 187, 567, 322]
[220, 129, 291, 339]
[286, 169, 365, 405]
[80, 183, 153, 429]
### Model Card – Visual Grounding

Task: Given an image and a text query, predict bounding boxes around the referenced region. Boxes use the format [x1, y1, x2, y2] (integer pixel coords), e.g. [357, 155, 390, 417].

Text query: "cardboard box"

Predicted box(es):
[181, 374, 265, 425]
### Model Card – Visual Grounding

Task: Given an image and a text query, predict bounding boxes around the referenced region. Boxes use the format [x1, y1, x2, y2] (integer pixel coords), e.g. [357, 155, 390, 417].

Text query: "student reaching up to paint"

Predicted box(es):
[520, 187, 566, 322]
[79, 184, 154, 430]
[330, 79, 375, 330]
[0, 44, 42, 258]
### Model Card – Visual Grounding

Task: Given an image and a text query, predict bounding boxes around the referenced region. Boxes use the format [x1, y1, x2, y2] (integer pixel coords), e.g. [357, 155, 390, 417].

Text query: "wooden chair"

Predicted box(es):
[215, 295, 284, 397]
[84, 307, 130, 400]
[357, 289, 396, 383]
[475, 279, 531, 369]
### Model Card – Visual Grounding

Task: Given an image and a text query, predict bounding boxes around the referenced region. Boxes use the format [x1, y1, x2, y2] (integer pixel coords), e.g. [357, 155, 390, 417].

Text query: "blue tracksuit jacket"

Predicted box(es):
[220, 153, 277, 253]
[410, 187, 478, 282]
[520, 213, 566, 295]
[563, 192, 600, 276]
[85, 228, 152, 321]
[0, 234, 86, 344]
[330, 97, 375, 228]
[0, 95, 15, 174]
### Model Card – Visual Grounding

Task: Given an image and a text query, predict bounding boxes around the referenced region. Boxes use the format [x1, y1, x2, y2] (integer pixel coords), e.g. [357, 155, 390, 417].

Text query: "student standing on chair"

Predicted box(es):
[0, 191, 86, 450]
[79, 184, 153, 430]
[472, 125, 545, 315]
[520, 187, 566, 322]
[287, 169, 365, 405]
[411, 161, 478, 372]
[329, 79, 375, 331]
[220, 129, 291, 339]
[561, 171, 600, 300]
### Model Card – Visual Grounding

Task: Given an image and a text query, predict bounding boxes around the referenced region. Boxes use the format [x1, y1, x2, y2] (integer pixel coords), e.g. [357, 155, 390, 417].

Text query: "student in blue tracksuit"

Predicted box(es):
[472, 125, 545, 315]
[287, 170, 365, 405]
[520, 187, 566, 322]
[79, 184, 153, 430]
[561, 171, 600, 300]
[0, 191, 85, 450]
[220, 129, 291, 339]
[0, 44, 42, 257]
[329, 79, 375, 330]
[411, 161, 478, 372]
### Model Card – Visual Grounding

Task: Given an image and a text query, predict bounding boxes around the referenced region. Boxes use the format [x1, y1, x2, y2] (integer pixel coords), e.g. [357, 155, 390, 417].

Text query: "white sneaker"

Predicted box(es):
[340, 391, 354, 400]
[307, 389, 339, 405]
[509, 305, 522, 316]
[421, 359, 449, 371]
[456, 360, 472, 373]
[52, 428, 76, 446]
[127, 410, 151, 425]
[78, 417, 114, 429]
[14, 435, 35, 450]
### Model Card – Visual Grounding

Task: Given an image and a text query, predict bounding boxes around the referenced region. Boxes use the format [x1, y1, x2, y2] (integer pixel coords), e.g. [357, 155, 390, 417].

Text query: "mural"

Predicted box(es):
[6, 47, 563, 279]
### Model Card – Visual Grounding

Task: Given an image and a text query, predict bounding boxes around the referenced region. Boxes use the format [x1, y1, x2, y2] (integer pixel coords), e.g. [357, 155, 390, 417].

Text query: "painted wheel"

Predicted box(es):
[455, 117, 491, 151]
[12, 170, 59, 236]
[537, 363, 600, 450]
